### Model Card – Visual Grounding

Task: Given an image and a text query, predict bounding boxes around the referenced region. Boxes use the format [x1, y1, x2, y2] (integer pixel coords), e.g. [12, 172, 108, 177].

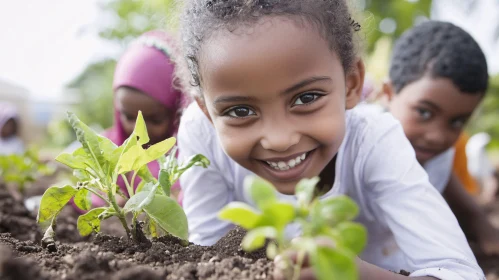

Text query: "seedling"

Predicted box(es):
[219, 176, 367, 280]
[0, 148, 54, 193]
[37, 112, 208, 249]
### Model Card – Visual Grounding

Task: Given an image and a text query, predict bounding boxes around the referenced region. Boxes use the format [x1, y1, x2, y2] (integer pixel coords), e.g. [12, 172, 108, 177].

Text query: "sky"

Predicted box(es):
[0, 0, 119, 100]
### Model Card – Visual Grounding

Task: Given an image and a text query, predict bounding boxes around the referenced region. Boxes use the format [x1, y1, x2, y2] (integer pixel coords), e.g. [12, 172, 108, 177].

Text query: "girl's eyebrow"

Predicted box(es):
[281, 76, 331, 95]
[212, 76, 332, 106]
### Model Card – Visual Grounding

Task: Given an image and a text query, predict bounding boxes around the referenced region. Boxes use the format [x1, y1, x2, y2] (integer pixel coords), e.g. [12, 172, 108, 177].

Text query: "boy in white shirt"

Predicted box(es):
[176, 0, 483, 278]
[381, 21, 499, 256]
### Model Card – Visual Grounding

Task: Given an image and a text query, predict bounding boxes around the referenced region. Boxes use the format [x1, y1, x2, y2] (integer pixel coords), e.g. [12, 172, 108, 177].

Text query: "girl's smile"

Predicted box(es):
[195, 17, 364, 194]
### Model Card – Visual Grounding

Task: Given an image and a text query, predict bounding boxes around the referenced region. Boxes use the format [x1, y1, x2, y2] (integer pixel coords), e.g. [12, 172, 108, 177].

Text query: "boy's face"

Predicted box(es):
[116, 87, 172, 145]
[197, 17, 364, 194]
[386, 76, 483, 165]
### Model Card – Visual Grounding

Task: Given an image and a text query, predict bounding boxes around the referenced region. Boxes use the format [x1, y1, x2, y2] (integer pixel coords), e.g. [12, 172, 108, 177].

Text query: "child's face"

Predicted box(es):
[386, 77, 483, 164]
[1, 118, 17, 138]
[196, 17, 363, 194]
[116, 87, 172, 145]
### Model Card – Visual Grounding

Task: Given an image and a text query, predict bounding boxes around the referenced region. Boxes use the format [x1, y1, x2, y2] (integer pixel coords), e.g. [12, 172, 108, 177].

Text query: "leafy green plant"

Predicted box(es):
[219, 176, 367, 280]
[0, 148, 54, 193]
[37, 111, 208, 249]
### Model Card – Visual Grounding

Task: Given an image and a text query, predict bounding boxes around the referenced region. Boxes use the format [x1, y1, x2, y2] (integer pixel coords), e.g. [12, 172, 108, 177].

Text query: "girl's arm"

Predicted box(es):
[359, 119, 484, 280]
[443, 173, 499, 255]
[177, 105, 234, 246]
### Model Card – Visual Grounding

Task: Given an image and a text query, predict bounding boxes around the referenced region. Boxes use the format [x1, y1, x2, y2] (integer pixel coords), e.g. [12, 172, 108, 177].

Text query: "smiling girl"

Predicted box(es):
[176, 1, 484, 279]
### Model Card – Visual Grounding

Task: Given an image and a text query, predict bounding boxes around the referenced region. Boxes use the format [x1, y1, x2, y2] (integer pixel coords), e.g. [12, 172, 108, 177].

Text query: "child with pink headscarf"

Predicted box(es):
[0, 102, 24, 156]
[69, 30, 187, 208]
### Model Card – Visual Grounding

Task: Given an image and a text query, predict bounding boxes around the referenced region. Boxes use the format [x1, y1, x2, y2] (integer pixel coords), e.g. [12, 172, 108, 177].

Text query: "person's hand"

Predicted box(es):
[479, 234, 499, 256]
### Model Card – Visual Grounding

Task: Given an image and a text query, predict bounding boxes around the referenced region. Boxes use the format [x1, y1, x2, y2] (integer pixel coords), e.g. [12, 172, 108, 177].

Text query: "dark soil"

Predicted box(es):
[0, 182, 498, 279]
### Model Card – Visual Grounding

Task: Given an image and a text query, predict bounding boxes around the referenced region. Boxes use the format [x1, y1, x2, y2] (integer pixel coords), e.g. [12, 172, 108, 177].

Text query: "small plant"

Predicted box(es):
[218, 176, 367, 280]
[0, 148, 54, 193]
[37, 112, 208, 249]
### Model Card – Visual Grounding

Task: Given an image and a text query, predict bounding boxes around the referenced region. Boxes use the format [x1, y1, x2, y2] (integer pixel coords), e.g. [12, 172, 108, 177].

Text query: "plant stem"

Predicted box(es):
[131, 212, 139, 242]
[121, 174, 134, 198]
[84, 187, 110, 204]
[130, 171, 137, 196]
[107, 188, 131, 239]
[292, 250, 306, 280]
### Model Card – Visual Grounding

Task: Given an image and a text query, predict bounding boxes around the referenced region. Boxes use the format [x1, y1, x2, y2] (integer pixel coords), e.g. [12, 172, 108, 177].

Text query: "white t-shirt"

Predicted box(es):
[178, 103, 484, 280]
[0, 136, 24, 155]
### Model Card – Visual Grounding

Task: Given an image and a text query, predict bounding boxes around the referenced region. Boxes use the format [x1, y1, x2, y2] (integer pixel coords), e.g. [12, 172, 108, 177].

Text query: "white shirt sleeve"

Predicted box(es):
[359, 122, 484, 280]
[178, 105, 234, 246]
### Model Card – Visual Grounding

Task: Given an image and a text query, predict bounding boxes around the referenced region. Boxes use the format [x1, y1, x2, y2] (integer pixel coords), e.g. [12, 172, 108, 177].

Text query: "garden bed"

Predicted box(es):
[0, 185, 497, 279]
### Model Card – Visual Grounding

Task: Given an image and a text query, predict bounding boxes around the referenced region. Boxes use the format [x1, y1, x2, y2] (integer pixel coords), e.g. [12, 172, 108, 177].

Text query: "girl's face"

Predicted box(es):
[197, 17, 364, 194]
[1, 118, 17, 138]
[116, 87, 172, 145]
[385, 77, 483, 165]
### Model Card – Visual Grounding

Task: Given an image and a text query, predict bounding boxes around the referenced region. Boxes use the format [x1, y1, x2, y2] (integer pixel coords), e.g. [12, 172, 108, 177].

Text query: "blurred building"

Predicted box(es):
[0, 78, 79, 144]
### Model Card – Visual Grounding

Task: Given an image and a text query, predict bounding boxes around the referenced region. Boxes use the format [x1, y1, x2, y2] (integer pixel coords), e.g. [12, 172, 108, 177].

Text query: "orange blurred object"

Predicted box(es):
[453, 132, 479, 195]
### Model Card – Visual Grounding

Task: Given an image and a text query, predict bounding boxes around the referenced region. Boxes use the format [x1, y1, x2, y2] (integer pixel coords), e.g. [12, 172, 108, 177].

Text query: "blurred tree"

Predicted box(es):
[359, 0, 432, 53]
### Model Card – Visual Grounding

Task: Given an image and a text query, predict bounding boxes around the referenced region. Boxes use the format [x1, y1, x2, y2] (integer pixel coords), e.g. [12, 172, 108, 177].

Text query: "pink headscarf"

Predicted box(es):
[94, 31, 186, 206]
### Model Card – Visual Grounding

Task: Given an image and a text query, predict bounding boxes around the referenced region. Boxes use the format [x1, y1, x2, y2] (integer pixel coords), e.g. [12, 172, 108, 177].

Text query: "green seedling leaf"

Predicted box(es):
[336, 222, 367, 255]
[218, 202, 263, 229]
[117, 138, 176, 174]
[37, 185, 77, 231]
[242, 226, 277, 251]
[259, 201, 296, 230]
[134, 111, 150, 145]
[145, 138, 176, 162]
[314, 195, 359, 226]
[97, 208, 116, 220]
[123, 184, 158, 213]
[74, 187, 92, 211]
[158, 170, 171, 196]
[296, 177, 320, 207]
[311, 245, 358, 280]
[266, 242, 278, 259]
[77, 207, 106, 236]
[137, 164, 155, 184]
[245, 176, 276, 210]
[177, 154, 210, 174]
[143, 195, 188, 240]
[56, 153, 88, 169]
[67, 112, 107, 175]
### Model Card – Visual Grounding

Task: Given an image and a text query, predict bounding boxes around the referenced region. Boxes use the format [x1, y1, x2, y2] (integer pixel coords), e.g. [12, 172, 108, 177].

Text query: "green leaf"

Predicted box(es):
[67, 112, 107, 175]
[143, 195, 188, 240]
[336, 222, 367, 255]
[123, 184, 158, 213]
[37, 185, 78, 231]
[315, 195, 359, 226]
[134, 111, 150, 145]
[311, 246, 358, 280]
[218, 202, 263, 229]
[117, 145, 142, 174]
[296, 177, 319, 206]
[242, 227, 277, 251]
[74, 187, 92, 211]
[56, 153, 87, 169]
[259, 202, 296, 230]
[158, 170, 171, 196]
[77, 207, 106, 236]
[177, 154, 210, 173]
[145, 138, 176, 163]
[137, 164, 155, 183]
[245, 176, 276, 210]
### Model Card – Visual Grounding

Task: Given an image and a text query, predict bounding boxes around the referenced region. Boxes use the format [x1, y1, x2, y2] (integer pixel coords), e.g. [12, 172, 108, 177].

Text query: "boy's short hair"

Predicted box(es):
[389, 21, 488, 94]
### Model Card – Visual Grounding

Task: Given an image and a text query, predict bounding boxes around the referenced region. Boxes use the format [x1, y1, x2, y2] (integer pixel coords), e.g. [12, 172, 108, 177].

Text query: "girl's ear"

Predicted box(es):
[195, 96, 213, 123]
[345, 59, 365, 109]
[380, 79, 396, 107]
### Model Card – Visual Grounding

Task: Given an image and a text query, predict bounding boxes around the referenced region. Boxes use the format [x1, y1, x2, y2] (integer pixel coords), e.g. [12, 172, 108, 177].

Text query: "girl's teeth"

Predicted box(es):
[267, 152, 309, 171]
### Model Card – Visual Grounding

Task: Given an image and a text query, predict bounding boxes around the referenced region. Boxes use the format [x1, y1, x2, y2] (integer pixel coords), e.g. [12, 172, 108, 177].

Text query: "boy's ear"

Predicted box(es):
[380, 79, 396, 107]
[195, 96, 213, 123]
[345, 58, 365, 109]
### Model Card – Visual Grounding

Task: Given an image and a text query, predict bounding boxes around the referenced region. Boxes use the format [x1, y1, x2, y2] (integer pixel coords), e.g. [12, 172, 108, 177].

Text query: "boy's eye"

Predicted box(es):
[417, 108, 432, 120]
[225, 107, 256, 118]
[451, 119, 466, 129]
[294, 93, 321, 106]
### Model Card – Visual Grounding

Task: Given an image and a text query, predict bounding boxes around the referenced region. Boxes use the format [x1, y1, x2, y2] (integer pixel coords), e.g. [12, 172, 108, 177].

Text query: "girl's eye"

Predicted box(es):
[451, 119, 466, 129]
[416, 108, 432, 120]
[226, 107, 256, 118]
[294, 93, 321, 106]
